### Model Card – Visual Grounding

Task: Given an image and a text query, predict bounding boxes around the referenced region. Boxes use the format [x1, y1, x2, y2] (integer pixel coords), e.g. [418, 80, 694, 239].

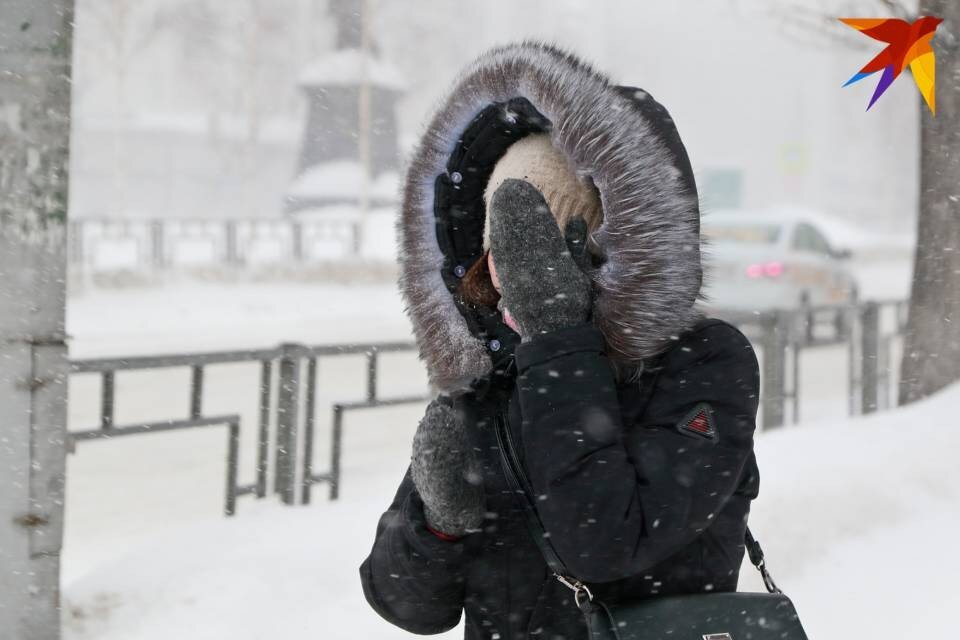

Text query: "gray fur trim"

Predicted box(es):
[398, 41, 702, 393]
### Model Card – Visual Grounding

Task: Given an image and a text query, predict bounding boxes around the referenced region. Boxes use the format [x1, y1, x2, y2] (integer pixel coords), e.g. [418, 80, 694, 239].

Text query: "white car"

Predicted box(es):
[701, 210, 859, 313]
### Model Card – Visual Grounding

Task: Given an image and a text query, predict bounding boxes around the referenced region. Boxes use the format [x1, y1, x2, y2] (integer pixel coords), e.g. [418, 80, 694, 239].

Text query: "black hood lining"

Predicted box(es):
[434, 97, 551, 296]
[432, 98, 552, 372]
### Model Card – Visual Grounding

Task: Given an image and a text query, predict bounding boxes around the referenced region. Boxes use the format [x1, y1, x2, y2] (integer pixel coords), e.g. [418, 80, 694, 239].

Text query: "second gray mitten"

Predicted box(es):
[410, 398, 485, 537]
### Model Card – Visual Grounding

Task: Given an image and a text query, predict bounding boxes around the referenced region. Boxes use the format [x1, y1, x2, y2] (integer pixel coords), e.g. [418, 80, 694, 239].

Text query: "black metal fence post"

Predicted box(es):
[846, 302, 859, 416]
[275, 343, 302, 505]
[225, 220, 239, 266]
[788, 337, 800, 425]
[860, 302, 880, 414]
[329, 404, 344, 501]
[190, 365, 204, 419]
[351, 221, 361, 256]
[800, 297, 814, 345]
[150, 220, 165, 268]
[300, 358, 318, 505]
[366, 350, 378, 402]
[292, 222, 304, 262]
[761, 311, 788, 429]
[256, 360, 272, 498]
[101, 371, 115, 429]
[225, 420, 240, 516]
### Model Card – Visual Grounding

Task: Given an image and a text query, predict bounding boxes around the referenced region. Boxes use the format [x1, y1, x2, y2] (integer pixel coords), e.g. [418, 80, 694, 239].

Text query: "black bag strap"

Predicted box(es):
[494, 417, 567, 573]
[745, 526, 781, 594]
[494, 416, 782, 603]
[494, 415, 596, 607]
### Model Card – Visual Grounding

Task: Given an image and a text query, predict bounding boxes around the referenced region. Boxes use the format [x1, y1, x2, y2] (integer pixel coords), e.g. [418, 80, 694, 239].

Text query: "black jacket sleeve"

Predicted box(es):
[359, 466, 467, 634]
[513, 320, 759, 583]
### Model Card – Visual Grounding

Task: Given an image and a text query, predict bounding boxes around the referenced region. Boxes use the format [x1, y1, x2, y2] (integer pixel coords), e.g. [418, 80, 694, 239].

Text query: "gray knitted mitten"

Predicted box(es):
[410, 398, 485, 537]
[488, 178, 593, 339]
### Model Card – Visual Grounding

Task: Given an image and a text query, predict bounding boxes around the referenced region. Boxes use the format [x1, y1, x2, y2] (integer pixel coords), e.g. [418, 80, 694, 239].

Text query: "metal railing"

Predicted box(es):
[67, 299, 907, 514]
[68, 217, 364, 271]
[69, 415, 242, 515]
[68, 341, 425, 516]
[273, 342, 427, 506]
[725, 299, 907, 428]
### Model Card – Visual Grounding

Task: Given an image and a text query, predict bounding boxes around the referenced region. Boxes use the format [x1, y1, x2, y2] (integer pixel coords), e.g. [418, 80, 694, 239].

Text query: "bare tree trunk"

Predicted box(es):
[900, 0, 960, 404]
[0, 2, 74, 638]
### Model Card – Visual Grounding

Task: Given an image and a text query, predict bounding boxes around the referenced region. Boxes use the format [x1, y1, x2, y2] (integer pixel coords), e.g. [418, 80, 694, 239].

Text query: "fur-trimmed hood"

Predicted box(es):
[398, 41, 703, 393]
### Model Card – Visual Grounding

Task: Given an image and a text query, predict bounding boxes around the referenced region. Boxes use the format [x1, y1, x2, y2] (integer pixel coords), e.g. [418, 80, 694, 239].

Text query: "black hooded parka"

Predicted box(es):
[360, 42, 761, 640]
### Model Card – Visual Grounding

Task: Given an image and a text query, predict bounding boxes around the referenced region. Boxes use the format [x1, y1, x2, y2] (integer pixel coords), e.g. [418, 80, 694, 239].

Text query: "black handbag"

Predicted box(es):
[494, 416, 809, 640]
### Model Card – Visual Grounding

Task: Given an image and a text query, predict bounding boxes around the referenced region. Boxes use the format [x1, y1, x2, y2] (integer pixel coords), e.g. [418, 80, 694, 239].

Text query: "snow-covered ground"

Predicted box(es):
[66, 281, 412, 359]
[62, 282, 953, 639]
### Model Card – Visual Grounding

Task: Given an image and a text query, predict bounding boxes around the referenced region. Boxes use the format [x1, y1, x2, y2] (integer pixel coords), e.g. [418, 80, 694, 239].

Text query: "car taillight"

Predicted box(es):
[746, 261, 784, 279]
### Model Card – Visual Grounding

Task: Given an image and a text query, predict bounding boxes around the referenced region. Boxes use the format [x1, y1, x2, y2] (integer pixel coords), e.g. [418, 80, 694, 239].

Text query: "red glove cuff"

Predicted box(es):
[425, 524, 463, 542]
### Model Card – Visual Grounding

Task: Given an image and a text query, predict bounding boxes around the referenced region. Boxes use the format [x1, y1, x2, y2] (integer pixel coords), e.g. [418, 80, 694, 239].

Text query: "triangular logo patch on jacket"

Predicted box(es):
[677, 403, 718, 442]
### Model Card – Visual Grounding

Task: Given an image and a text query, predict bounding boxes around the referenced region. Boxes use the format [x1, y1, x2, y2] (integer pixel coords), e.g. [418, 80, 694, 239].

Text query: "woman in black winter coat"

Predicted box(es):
[360, 42, 761, 639]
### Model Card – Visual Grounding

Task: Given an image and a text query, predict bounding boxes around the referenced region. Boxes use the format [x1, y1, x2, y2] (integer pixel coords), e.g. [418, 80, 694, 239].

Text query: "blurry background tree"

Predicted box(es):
[155, 0, 299, 196]
[900, 0, 960, 404]
[75, 0, 305, 217]
[777, 0, 960, 403]
[75, 0, 164, 213]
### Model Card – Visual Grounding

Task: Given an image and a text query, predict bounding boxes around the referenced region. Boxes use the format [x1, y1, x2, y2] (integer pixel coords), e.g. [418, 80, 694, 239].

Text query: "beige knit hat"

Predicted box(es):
[482, 133, 603, 250]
